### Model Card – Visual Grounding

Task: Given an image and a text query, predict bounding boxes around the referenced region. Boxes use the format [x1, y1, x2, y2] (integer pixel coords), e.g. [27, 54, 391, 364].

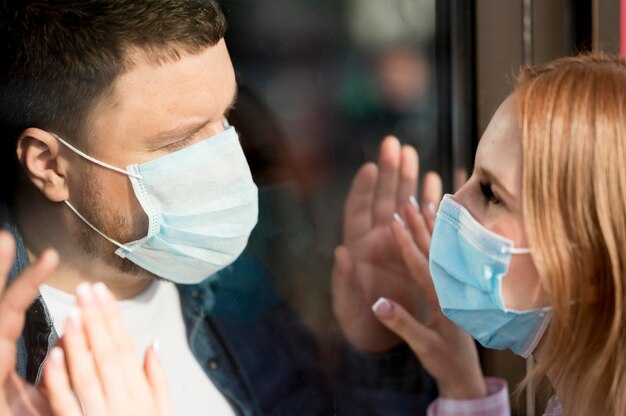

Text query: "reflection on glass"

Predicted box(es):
[219, 0, 437, 405]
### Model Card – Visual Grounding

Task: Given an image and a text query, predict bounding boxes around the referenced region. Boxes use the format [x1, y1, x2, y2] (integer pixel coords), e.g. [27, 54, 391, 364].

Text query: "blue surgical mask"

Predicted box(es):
[54, 126, 258, 284]
[429, 194, 550, 358]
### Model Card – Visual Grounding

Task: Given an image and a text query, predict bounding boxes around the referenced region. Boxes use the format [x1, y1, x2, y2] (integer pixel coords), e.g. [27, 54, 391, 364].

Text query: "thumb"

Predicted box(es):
[144, 341, 171, 416]
[371, 297, 438, 358]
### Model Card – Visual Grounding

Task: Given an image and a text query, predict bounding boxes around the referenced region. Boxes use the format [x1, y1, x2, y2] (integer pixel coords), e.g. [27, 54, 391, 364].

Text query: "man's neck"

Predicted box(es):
[13, 188, 152, 300]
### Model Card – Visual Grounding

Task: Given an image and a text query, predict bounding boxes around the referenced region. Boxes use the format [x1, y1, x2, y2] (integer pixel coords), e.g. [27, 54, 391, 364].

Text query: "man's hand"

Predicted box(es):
[0, 231, 58, 415]
[332, 136, 442, 353]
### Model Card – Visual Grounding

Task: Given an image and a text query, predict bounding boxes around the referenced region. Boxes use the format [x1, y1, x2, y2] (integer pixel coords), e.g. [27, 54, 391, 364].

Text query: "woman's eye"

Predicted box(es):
[480, 182, 499, 204]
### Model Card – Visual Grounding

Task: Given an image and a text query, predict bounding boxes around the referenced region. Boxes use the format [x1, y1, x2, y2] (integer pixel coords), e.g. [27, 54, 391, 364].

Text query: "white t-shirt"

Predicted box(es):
[40, 281, 235, 416]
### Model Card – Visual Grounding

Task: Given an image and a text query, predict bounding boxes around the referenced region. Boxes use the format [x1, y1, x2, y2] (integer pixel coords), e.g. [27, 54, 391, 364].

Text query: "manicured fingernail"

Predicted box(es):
[76, 282, 93, 303]
[151, 340, 161, 364]
[92, 282, 111, 304]
[427, 202, 436, 216]
[50, 347, 65, 367]
[68, 307, 82, 330]
[372, 297, 394, 318]
[393, 213, 405, 228]
[410, 196, 419, 210]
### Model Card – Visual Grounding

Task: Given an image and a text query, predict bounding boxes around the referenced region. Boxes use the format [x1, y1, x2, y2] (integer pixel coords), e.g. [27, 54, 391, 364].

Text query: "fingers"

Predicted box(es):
[372, 136, 401, 226]
[0, 248, 59, 342]
[390, 220, 440, 312]
[403, 200, 431, 256]
[43, 347, 83, 416]
[143, 342, 171, 415]
[343, 163, 378, 243]
[371, 298, 439, 358]
[76, 283, 146, 402]
[422, 172, 443, 233]
[62, 306, 108, 416]
[396, 146, 418, 208]
[90, 283, 137, 363]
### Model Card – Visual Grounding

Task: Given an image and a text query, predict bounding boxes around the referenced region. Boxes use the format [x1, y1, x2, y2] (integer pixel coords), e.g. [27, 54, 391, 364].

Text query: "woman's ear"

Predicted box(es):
[16, 128, 70, 202]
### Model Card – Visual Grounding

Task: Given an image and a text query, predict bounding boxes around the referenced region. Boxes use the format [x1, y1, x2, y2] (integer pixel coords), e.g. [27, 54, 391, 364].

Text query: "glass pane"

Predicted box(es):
[218, 0, 439, 409]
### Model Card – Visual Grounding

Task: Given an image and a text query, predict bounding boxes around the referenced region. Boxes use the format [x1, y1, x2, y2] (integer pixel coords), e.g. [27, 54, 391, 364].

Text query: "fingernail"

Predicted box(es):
[152, 339, 160, 360]
[76, 282, 93, 304]
[427, 202, 436, 216]
[92, 282, 111, 304]
[68, 306, 82, 330]
[50, 347, 65, 367]
[393, 213, 405, 228]
[410, 196, 419, 210]
[372, 297, 394, 319]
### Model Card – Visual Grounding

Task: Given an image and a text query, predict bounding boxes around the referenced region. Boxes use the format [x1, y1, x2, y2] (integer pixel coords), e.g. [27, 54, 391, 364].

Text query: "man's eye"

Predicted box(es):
[165, 135, 193, 151]
[480, 182, 499, 204]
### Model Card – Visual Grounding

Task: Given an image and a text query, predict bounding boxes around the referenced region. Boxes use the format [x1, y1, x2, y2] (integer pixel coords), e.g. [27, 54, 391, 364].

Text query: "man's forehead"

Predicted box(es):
[91, 39, 236, 143]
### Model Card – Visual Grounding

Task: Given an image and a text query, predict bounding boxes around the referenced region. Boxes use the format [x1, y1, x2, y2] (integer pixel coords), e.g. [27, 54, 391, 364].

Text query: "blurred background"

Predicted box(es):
[216, 1, 622, 414]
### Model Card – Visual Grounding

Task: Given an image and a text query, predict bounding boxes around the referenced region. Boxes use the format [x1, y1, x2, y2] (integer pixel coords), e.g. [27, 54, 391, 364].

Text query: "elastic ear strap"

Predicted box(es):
[507, 247, 533, 255]
[52, 133, 142, 179]
[64, 201, 132, 252]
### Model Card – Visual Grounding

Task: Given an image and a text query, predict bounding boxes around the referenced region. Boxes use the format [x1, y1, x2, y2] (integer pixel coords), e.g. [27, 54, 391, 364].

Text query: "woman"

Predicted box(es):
[372, 54, 626, 415]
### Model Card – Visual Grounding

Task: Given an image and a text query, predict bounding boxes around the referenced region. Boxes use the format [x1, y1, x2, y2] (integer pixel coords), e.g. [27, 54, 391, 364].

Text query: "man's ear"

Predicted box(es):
[16, 128, 70, 202]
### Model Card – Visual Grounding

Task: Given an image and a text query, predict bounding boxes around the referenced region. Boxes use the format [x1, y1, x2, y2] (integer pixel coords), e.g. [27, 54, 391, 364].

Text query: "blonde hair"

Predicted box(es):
[515, 54, 626, 415]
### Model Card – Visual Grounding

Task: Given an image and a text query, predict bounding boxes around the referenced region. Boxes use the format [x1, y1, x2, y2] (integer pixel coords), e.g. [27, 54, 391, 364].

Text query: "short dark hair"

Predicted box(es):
[0, 0, 227, 202]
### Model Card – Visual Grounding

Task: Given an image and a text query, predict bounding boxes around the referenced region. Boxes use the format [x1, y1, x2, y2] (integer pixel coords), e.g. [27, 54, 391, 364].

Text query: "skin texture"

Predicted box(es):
[0, 232, 171, 414]
[15, 39, 237, 299]
[42, 282, 171, 416]
[372, 95, 551, 400]
[0, 231, 57, 416]
[10, 36, 445, 409]
[332, 135, 444, 353]
[453, 96, 548, 310]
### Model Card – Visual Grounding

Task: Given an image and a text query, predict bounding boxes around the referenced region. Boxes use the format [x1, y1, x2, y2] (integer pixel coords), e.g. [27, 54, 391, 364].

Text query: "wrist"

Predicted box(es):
[437, 379, 488, 400]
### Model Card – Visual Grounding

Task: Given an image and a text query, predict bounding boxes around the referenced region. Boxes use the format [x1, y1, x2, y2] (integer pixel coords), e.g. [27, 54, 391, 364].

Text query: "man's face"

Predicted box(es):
[67, 39, 237, 277]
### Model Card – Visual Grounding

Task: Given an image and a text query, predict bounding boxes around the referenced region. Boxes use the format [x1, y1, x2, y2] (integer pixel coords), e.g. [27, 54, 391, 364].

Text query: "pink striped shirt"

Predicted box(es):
[427, 378, 562, 416]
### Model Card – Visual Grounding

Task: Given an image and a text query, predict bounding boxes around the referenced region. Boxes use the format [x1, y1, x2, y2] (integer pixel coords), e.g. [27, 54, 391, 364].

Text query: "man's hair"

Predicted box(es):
[0, 0, 227, 202]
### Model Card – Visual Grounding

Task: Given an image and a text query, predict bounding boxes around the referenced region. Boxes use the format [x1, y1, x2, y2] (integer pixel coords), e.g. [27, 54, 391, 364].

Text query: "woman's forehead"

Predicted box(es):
[475, 96, 523, 189]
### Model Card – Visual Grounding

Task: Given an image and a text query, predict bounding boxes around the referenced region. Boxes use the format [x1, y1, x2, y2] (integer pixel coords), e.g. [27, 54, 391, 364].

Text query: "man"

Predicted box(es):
[0, 1, 439, 414]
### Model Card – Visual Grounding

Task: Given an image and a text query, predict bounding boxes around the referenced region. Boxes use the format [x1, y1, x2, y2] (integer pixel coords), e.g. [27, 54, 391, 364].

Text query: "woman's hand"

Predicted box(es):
[42, 282, 171, 416]
[372, 201, 487, 400]
[0, 231, 57, 416]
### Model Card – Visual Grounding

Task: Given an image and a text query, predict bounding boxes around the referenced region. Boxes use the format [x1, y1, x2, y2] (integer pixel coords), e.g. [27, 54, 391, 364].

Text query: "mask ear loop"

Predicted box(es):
[52, 133, 142, 179]
[502, 247, 533, 255]
[64, 201, 133, 252]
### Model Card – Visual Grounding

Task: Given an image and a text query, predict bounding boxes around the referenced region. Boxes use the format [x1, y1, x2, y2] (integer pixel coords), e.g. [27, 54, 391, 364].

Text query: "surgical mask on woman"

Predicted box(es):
[429, 194, 550, 358]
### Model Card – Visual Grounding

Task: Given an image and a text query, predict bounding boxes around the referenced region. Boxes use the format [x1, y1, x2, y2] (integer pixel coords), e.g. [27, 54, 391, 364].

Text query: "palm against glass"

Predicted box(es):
[332, 136, 442, 353]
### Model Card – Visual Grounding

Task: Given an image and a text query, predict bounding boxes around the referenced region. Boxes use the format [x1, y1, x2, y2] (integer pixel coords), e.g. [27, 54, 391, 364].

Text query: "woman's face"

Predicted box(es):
[453, 95, 549, 310]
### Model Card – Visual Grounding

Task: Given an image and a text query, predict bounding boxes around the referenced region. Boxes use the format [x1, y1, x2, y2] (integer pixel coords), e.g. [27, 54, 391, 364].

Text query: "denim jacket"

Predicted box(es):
[3, 204, 435, 415]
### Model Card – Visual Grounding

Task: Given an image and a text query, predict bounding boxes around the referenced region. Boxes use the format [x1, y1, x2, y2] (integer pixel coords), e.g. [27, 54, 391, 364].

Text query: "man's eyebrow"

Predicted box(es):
[225, 87, 238, 115]
[147, 87, 239, 145]
[477, 166, 516, 200]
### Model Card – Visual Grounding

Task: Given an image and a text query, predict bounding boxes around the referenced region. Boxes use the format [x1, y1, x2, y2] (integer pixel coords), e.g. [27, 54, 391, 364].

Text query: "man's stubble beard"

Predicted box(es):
[76, 168, 159, 281]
